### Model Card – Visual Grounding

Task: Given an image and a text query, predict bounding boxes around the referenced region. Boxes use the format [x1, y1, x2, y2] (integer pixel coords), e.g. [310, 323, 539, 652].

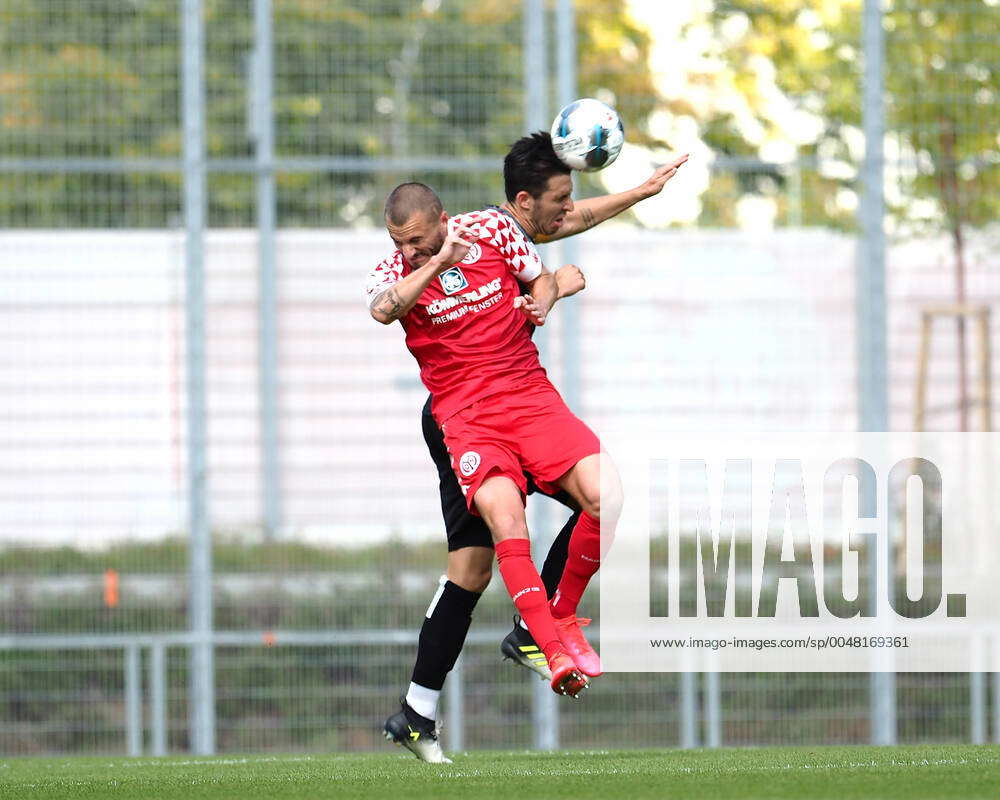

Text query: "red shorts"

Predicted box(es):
[439, 378, 600, 513]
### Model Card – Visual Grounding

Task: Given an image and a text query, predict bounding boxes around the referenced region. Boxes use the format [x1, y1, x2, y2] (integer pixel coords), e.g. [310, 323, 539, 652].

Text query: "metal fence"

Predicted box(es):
[3, 632, 997, 755]
[1, 0, 998, 756]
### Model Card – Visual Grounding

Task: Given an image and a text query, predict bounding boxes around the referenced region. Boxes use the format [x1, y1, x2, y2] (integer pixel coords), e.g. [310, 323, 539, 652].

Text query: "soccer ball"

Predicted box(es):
[550, 98, 625, 172]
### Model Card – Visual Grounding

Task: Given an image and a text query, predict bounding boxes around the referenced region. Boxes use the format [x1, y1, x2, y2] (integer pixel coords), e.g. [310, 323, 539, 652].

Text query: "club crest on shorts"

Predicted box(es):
[439, 267, 469, 295]
[459, 451, 481, 477]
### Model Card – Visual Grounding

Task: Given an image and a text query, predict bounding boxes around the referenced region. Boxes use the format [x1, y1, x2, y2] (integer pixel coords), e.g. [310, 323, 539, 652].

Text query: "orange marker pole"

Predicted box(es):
[104, 568, 119, 608]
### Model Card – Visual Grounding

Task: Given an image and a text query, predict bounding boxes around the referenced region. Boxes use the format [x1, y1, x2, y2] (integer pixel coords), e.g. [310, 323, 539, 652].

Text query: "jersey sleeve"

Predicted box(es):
[364, 251, 405, 309]
[456, 209, 543, 283]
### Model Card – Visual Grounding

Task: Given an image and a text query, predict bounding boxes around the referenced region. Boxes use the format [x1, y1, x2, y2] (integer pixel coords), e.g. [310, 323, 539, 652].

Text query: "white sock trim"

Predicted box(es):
[406, 682, 441, 721]
[425, 575, 448, 619]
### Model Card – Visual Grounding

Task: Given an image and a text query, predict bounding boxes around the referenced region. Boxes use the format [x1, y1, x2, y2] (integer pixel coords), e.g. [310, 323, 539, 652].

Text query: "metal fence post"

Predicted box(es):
[860, 0, 896, 747]
[523, 0, 548, 129]
[704, 671, 722, 748]
[524, 0, 558, 753]
[993, 636, 1000, 744]
[553, 15, 586, 749]
[531, 663, 559, 751]
[970, 637, 986, 744]
[150, 643, 168, 756]
[993, 660, 1000, 744]
[679, 671, 699, 749]
[183, 0, 216, 756]
[125, 645, 142, 756]
[556, 0, 581, 416]
[253, 0, 282, 541]
[858, 1, 889, 468]
[971, 671, 986, 744]
[446, 653, 465, 752]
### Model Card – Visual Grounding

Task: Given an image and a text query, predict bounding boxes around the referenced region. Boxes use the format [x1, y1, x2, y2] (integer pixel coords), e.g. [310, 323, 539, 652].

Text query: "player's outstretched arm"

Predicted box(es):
[538, 153, 689, 243]
[369, 223, 480, 324]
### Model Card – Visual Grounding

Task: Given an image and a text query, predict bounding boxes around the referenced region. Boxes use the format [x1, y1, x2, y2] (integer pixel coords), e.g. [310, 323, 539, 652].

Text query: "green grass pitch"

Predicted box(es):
[1, 746, 998, 799]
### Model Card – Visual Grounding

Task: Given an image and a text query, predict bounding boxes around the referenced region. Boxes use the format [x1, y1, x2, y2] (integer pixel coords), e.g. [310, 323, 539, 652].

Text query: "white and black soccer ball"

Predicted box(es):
[550, 98, 625, 172]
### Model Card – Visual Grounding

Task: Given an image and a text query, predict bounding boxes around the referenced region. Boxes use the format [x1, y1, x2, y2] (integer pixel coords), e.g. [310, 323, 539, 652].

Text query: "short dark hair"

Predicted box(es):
[383, 182, 443, 226]
[503, 131, 571, 202]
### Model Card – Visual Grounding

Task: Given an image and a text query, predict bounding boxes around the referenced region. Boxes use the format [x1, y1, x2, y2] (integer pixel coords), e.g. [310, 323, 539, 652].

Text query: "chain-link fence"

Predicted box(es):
[1, 0, 998, 755]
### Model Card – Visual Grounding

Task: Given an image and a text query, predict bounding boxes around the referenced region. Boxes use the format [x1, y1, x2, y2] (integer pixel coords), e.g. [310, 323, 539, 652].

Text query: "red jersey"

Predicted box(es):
[365, 208, 548, 423]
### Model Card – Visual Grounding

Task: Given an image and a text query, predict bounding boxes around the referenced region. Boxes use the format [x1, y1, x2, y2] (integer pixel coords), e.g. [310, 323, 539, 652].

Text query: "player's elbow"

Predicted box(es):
[370, 308, 395, 325]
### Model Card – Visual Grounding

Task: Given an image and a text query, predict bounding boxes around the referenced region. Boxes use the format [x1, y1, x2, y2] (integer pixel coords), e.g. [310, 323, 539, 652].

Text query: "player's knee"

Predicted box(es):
[579, 479, 623, 523]
[449, 570, 491, 594]
[575, 484, 604, 519]
[489, 513, 529, 544]
[603, 479, 624, 523]
[458, 566, 492, 593]
[449, 559, 493, 592]
[447, 546, 495, 593]
[579, 491, 601, 519]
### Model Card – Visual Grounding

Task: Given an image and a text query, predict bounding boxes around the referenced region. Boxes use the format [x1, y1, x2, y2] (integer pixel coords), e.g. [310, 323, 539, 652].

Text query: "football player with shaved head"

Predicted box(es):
[369, 135, 687, 762]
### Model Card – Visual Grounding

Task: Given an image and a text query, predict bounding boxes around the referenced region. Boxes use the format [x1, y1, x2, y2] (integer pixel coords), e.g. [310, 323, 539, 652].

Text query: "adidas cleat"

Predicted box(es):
[500, 616, 552, 680]
[548, 650, 589, 698]
[383, 700, 452, 764]
[553, 615, 602, 677]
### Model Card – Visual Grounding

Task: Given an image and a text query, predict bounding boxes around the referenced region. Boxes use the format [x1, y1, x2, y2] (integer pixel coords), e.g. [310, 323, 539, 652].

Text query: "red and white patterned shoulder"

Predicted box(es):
[375, 249, 405, 275]
[467, 207, 510, 235]
[447, 208, 496, 231]
[473, 210, 541, 281]
[363, 250, 406, 307]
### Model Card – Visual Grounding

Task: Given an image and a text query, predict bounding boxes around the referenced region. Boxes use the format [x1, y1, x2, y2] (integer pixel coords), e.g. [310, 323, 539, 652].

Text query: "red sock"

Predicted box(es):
[550, 511, 602, 619]
[495, 538, 562, 661]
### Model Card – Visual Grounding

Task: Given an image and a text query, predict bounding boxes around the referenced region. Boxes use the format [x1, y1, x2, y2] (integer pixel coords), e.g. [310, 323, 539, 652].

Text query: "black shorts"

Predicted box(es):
[421, 395, 578, 551]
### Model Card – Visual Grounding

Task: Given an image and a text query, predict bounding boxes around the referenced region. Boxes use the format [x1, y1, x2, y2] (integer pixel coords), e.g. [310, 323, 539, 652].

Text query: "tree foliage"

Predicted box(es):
[702, 0, 999, 234]
[0, 0, 660, 227]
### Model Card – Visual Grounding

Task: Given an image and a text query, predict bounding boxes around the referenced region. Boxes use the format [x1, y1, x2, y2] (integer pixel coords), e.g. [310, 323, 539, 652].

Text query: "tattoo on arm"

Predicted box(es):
[373, 287, 405, 320]
[581, 207, 596, 230]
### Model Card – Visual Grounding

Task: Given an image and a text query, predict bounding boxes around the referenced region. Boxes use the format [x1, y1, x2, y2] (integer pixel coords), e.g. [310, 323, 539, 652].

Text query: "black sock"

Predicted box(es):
[410, 579, 481, 691]
[541, 510, 579, 599]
